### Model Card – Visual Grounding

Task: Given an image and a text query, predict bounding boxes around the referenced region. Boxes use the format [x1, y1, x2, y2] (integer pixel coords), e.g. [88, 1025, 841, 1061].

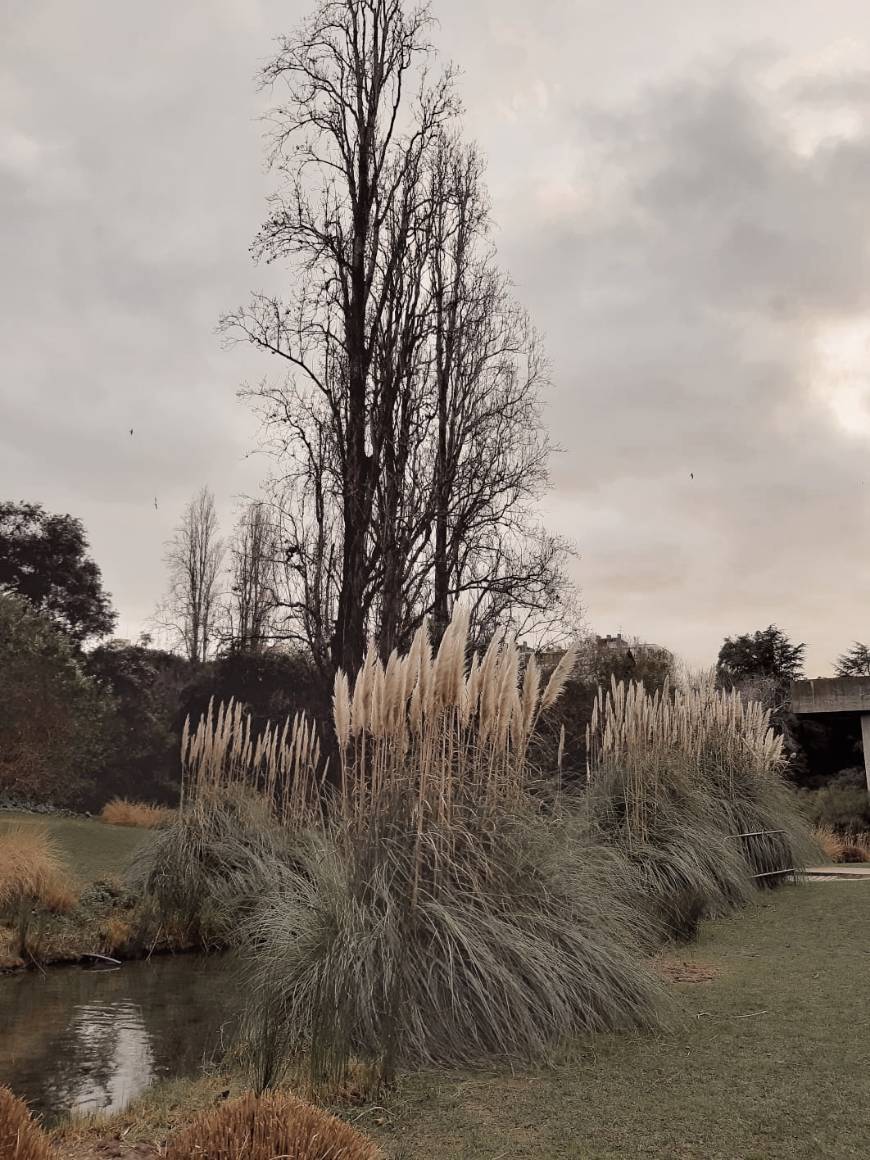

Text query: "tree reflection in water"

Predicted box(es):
[0, 956, 238, 1122]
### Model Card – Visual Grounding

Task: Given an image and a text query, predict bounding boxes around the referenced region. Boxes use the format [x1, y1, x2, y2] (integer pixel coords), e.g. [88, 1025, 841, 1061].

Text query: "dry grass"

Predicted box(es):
[100, 798, 175, 829]
[0, 1085, 54, 1160]
[0, 825, 77, 915]
[814, 824, 870, 864]
[163, 1090, 381, 1160]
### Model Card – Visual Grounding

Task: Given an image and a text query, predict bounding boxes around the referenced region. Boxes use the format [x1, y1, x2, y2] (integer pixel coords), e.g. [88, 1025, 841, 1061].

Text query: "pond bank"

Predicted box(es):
[0, 810, 193, 972]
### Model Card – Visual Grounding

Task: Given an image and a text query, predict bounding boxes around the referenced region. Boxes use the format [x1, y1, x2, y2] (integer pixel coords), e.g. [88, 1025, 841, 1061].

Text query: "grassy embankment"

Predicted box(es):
[0, 811, 157, 969]
[56, 882, 870, 1160]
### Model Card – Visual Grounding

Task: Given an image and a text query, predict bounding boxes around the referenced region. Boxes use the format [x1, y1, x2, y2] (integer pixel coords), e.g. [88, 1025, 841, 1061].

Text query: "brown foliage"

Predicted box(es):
[0, 826, 77, 915]
[0, 1085, 54, 1160]
[164, 1090, 380, 1160]
[100, 798, 174, 829]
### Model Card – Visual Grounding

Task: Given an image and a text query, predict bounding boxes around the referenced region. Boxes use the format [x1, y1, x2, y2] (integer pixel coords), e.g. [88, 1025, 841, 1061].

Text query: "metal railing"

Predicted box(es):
[729, 829, 794, 880]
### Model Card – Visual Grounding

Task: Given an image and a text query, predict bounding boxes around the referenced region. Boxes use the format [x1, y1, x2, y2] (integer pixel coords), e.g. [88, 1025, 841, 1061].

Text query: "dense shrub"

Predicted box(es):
[801, 782, 870, 831]
[0, 592, 112, 805]
[129, 790, 294, 945]
[85, 640, 195, 807]
[164, 1090, 381, 1160]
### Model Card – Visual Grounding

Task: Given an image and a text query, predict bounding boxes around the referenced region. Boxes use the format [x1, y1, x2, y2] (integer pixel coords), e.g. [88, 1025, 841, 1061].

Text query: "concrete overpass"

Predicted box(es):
[790, 677, 870, 790]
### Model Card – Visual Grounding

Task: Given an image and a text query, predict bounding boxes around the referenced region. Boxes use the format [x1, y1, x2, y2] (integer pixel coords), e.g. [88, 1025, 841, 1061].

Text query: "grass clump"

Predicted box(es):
[0, 1085, 53, 1160]
[100, 797, 174, 828]
[129, 788, 295, 946]
[239, 611, 664, 1090]
[0, 825, 77, 958]
[814, 824, 870, 864]
[163, 1090, 381, 1160]
[585, 678, 815, 938]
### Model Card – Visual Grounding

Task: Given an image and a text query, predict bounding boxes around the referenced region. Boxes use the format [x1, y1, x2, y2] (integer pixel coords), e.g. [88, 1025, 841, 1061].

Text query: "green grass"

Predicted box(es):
[0, 811, 151, 883]
[373, 883, 870, 1159]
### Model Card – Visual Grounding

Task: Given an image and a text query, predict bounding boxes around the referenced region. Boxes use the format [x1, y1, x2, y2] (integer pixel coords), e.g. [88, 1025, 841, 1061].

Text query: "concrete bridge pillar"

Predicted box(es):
[790, 679, 870, 793]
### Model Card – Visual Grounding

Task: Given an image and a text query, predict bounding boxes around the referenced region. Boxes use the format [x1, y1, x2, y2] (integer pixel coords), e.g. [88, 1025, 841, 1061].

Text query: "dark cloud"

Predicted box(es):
[2, 1, 869, 670]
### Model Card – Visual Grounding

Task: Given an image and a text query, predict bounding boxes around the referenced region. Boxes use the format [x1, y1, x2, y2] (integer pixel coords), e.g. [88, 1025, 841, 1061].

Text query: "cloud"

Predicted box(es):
[2, 1, 870, 673]
[501, 53, 870, 671]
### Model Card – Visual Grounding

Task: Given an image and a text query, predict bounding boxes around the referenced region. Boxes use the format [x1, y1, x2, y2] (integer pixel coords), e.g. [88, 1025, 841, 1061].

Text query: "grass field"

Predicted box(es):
[373, 883, 870, 1160]
[0, 811, 150, 883]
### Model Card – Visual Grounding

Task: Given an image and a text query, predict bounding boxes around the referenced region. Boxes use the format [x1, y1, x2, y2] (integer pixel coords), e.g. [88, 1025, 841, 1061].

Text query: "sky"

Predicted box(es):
[3, 0, 870, 675]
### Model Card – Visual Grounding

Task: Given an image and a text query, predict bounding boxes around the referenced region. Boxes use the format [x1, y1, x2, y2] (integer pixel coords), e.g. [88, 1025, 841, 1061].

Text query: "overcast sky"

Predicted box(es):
[4, 0, 870, 674]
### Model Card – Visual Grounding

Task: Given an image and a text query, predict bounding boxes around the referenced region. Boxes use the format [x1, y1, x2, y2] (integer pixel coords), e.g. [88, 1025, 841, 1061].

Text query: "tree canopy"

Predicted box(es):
[716, 625, 805, 691]
[0, 501, 116, 642]
[834, 642, 870, 678]
[0, 591, 111, 803]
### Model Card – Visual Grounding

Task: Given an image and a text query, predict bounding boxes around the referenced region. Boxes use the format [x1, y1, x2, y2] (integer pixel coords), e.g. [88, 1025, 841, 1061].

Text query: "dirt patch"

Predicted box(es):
[656, 958, 719, 984]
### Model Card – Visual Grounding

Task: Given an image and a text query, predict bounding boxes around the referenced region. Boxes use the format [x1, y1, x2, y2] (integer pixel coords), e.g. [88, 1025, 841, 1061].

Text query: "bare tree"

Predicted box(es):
[156, 487, 224, 663]
[225, 501, 278, 652]
[224, 0, 577, 673]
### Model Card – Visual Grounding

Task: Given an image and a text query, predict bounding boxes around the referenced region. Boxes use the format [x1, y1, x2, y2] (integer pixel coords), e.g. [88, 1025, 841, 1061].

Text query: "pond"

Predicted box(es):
[0, 954, 240, 1123]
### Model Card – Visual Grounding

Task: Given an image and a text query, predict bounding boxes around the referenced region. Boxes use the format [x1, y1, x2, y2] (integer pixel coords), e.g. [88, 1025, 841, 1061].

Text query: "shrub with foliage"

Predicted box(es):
[85, 640, 194, 807]
[0, 592, 112, 804]
[800, 782, 870, 832]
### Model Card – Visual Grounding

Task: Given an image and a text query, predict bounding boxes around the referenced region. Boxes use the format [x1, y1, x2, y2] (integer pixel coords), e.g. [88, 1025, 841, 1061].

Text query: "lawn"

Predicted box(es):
[0, 811, 151, 882]
[372, 883, 870, 1160]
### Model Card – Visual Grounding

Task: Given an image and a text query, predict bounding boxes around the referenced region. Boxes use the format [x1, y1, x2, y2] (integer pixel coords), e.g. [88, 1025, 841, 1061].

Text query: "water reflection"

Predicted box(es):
[0, 956, 239, 1122]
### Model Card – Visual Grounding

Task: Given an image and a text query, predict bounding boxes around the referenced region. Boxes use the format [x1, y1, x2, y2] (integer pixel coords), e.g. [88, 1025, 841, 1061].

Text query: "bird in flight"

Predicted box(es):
[689, 472, 694, 480]
[129, 428, 134, 436]
[153, 497, 158, 510]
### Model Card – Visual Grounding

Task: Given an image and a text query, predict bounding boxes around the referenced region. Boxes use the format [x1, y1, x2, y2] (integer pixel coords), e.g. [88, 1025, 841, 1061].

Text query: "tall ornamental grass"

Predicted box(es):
[240, 611, 666, 1089]
[132, 696, 329, 945]
[585, 678, 815, 937]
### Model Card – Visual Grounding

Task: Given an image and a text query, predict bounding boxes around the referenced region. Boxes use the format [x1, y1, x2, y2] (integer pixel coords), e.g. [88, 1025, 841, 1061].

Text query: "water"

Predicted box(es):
[0, 955, 240, 1122]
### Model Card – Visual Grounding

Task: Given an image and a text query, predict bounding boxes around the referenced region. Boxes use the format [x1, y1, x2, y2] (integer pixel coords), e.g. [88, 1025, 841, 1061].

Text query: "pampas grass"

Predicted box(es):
[164, 1089, 381, 1160]
[100, 798, 174, 828]
[180, 698, 327, 830]
[585, 678, 814, 937]
[0, 1086, 53, 1160]
[238, 611, 664, 1088]
[129, 789, 294, 945]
